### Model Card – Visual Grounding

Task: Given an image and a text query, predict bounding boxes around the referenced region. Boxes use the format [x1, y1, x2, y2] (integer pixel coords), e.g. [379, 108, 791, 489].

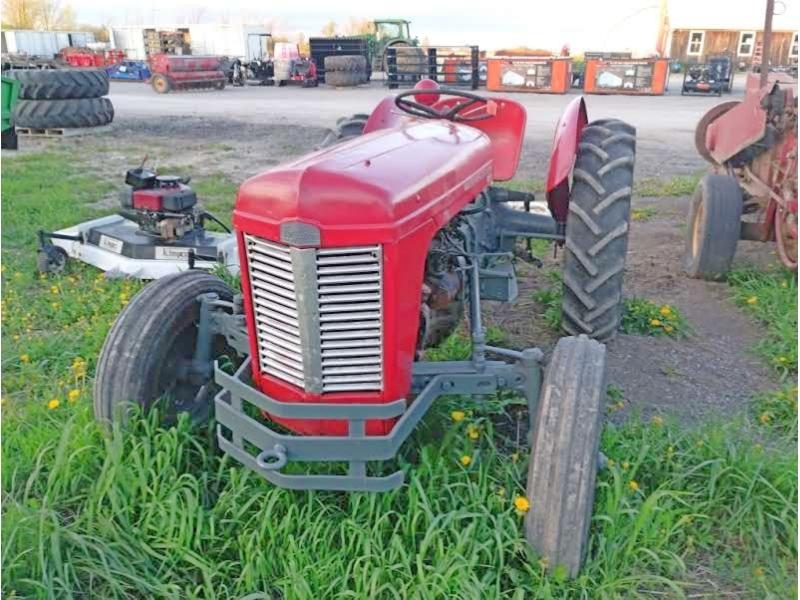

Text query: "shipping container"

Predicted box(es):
[108, 24, 269, 61]
[1, 29, 96, 57]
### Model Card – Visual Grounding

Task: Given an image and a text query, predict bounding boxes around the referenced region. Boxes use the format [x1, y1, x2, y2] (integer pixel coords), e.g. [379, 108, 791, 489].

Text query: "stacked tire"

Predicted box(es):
[7, 69, 114, 130]
[324, 55, 368, 87]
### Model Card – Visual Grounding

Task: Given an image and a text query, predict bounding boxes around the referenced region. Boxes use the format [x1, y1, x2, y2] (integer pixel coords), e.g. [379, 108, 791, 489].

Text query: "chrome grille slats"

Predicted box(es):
[245, 235, 383, 393]
[316, 246, 382, 392]
[245, 234, 306, 388]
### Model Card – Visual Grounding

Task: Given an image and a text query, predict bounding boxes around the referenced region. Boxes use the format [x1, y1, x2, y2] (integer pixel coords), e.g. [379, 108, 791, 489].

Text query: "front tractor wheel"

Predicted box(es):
[525, 335, 606, 577]
[94, 270, 234, 426]
[562, 119, 636, 341]
[683, 174, 743, 280]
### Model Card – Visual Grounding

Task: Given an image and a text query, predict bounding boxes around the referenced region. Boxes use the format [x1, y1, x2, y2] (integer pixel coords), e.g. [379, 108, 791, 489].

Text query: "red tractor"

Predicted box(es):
[148, 54, 227, 94]
[94, 80, 635, 575]
[684, 71, 797, 277]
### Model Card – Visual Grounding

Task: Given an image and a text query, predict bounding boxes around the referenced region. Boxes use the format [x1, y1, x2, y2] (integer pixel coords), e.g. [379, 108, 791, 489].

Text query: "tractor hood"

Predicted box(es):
[233, 120, 493, 246]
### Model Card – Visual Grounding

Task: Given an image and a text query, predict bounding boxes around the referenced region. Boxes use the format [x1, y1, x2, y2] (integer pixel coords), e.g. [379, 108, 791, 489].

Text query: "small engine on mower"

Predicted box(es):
[37, 165, 238, 278]
[94, 79, 636, 576]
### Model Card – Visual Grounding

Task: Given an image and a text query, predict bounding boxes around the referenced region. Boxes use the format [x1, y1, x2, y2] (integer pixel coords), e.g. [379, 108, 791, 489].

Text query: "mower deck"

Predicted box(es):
[50, 214, 239, 278]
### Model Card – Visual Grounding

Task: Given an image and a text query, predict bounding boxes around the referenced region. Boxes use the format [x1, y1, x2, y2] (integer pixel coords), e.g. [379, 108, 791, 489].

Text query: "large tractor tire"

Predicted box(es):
[561, 119, 636, 341]
[325, 70, 364, 87]
[525, 335, 606, 578]
[683, 174, 743, 280]
[324, 55, 367, 72]
[13, 97, 114, 129]
[94, 271, 234, 426]
[318, 113, 369, 148]
[7, 68, 109, 100]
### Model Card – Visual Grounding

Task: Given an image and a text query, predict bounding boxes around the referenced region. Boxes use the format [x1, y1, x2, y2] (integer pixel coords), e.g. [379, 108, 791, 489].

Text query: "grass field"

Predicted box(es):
[2, 151, 797, 599]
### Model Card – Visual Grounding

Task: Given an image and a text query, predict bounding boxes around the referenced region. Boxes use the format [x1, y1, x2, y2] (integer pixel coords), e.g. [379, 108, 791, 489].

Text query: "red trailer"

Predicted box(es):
[148, 54, 226, 93]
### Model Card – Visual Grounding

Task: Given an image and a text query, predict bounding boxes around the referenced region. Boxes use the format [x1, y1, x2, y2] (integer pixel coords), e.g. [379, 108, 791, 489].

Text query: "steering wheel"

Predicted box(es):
[395, 88, 494, 122]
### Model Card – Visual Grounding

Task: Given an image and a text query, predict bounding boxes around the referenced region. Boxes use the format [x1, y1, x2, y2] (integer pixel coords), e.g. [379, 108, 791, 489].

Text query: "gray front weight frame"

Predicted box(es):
[213, 349, 542, 492]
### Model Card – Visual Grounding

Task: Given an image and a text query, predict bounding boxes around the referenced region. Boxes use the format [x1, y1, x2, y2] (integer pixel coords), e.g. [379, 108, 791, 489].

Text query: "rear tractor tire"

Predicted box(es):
[683, 174, 743, 280]
[318, 113, 369, 148]
[561, 119, 636, 341]
[94, 270, 234, 426]
[525, 335, 607, 578]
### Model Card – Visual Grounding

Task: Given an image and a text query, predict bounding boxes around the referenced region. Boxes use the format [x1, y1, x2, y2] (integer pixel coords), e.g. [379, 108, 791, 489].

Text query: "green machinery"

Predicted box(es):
[2, 76, 20, 149]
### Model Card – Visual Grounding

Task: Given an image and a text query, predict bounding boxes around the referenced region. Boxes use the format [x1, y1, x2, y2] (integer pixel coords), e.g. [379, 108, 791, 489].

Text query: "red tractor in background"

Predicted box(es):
[685, 71, 797, 278]
[94, 79, 636, 576]
[684, 0, 797, 278]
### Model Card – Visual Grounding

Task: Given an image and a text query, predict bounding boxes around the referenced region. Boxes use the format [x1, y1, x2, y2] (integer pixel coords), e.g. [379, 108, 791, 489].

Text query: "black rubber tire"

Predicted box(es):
[525, 335, 606, 578]
[94, 270, 234, 426]
[151, 74, 171, 94]
[683, 174, 743, 280]
[561, 119, 636, 341]
[7, 69, 109, 100]
[325, 70, 364, 87]
[36, 244, 68, 273]
[324, 55, 367, 72]
[318, 113, 369, 148]
[13, 97, 114, 129]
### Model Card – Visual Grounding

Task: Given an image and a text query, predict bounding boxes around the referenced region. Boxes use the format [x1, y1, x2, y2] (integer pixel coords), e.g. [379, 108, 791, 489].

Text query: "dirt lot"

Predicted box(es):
[15, 80, 778, 423]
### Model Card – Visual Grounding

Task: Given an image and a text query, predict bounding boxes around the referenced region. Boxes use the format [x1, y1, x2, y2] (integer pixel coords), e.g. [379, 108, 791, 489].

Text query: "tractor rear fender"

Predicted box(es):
[363, 95, 527, 182]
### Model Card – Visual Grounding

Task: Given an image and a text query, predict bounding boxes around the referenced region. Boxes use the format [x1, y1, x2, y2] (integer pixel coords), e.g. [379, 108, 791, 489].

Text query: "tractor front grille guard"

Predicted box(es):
[214, 350, 542, 492]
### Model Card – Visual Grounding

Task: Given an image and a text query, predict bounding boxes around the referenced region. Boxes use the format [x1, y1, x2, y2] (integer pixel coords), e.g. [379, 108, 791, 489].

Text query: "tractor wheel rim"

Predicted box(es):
[775, 206, 798, 269]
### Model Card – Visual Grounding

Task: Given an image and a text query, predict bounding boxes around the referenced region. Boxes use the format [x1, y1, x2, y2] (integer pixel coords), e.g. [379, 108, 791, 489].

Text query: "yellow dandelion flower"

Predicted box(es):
[19, 354, 30, 363]
[513, 496, 530, 513]
[12, 334, 19, 341]
[777, 356, 788, 363]
[50, 285, 59, 294]
[467, 424, 480, 440]
[651, 415, 664, 427]
[753, 566, 765, 578]
[746, 296, 758, 305]
[628, 480, 640, 492]
[650, 319, 662, 327]
[459, 454, 472, 467]
[50, 302, 59, 309]
[68, 389, 80, 403]
[759, 412, 771, 425]
[450, 410, 465, 423]
[622, 460, 630, 470]
[47, 399, 60, 410]
[664, 325, 674, 334]
[659, 306, 672, 317]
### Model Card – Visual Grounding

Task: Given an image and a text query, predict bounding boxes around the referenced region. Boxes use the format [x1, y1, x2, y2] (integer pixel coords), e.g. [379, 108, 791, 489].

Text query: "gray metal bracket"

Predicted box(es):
[214, 350, 543, 492]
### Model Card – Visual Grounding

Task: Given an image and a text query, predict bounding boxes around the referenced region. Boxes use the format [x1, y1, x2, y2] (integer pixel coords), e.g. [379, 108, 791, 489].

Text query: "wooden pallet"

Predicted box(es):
[16, 125, 113, 138]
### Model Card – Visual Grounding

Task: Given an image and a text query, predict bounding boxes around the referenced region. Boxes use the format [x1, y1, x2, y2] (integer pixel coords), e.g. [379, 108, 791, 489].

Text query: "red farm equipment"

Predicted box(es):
[148, 54, 226, 93]
[683, 5, 798, 278]
[94, 80, 636, 576]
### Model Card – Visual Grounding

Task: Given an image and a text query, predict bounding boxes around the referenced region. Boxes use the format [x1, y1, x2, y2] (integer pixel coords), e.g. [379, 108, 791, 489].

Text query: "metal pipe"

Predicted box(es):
[761, 0, 775, 88]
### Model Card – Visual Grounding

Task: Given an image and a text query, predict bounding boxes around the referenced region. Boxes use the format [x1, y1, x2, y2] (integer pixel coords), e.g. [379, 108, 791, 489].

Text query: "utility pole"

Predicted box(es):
[761, 0, 774, 87]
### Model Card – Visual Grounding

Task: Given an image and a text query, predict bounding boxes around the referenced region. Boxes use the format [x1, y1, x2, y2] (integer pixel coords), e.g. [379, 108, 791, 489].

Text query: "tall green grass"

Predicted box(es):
[2, 151, 796, 599]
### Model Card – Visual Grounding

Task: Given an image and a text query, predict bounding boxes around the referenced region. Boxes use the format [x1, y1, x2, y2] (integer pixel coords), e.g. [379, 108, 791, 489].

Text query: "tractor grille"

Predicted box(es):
[244, 235, 383, 394]
[317, 247, 383, 392]
[244, 235, 305, 389]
